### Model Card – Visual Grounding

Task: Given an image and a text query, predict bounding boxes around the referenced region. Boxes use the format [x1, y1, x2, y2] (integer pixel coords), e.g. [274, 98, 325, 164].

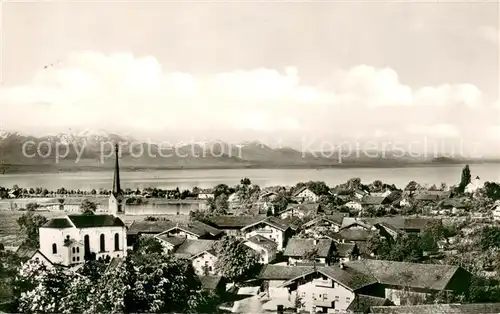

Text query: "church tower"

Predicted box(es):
[109, 143, 125, 214]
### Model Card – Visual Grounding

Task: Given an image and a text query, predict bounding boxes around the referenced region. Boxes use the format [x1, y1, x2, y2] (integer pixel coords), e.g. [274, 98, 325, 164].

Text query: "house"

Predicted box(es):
[207, 215, 266, 237]
[465, 176, 483, 195]
[345, 200, 363, 211]
[154, 234, 187, 253]
[294, 187, 320, 203]
[259, 260, 471, 313]
[283, 238, 335, 266]
[374, 222, 404, 241]
[335, 243, 360, 263]
[279, 203, 321, 219]
[173, 239, 218, 276]
[244, 235, 278, 264]
[38, 214, 127, 266]
[354, 189, 370, 200]
[439, 199, 467, 214]
[301, 214, 345, 236]
[371, 303, 500, 314]
[126, 220, 177, 247]
[414, 194, 440, 207]
[345, 259, 471, 305]
[342, 217, 440, 234]
[241, 216, 293, 251]
[159, 220, 223, 240]
[18, 247, 54, 268]
[198, 189, 215, 199]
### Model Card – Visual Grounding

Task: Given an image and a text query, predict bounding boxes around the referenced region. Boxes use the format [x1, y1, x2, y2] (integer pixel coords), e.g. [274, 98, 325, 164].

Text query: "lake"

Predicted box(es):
[0, 164, 499, 190]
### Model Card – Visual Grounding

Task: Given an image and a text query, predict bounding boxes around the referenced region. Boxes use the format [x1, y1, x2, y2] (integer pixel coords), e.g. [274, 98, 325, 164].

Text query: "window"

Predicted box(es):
[114, 233, 120, 251]
[323, 294, 328, 301]
[209, 266, 212, 271]
[84, 235, 90, 255]
[100, 234, 105, 252]
[76, 247, 79, 253]
[72, 247, 75, 254]
[76, 257, 80, 261]
[52, 243, 57, 254]
[72, 257, 75, 261]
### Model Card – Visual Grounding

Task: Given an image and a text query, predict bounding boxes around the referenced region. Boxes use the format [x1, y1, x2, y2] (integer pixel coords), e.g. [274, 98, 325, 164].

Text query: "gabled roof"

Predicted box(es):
[280, 266, 378, 292]
[155, 234, 187, 247]
[42, 217, 73, 229]
[347, 294, 392, 313]
[283, 238, 334, 258]
[281, 203, 320, 215]
[361, 196, 388, 206]
[259, 264, 315, 280]
[199, 275, 223, 290]
[293, 186, 315, 197]
[345, 259, 464, 291]
[67, 215, 125, 228]
[335, 242, 357, 257]
[173, 239, 216, 258]
[245, 235, 278, 251]
[375, 222, 403, 235]
[371, 303, 500, 314]
[165, 220, 222, 238]
[302, 214, 345, 228]
[208, 215, 266, 229]
[242, 216, 290, 232]
[128, 220, 177, 235]
[337, 228, 376, 242]
[439, 199, 467, 209]
[16, 243, 38, 259]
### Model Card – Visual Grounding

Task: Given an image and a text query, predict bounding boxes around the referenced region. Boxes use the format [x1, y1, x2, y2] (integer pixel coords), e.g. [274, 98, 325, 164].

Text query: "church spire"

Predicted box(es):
[112, 143, 121, 196]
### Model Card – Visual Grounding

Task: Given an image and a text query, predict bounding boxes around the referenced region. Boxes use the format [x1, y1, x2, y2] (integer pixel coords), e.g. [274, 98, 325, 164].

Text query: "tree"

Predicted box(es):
[25, 203, 39, 211]
[484, 182, 500, 200]
[405, 181, 420, 191]
[213, 236, 260, 282]
[135, 236, 164, 254]
[16, 259, 71, 313]
[240, 178, 251, 186]
[80, 199, 97, 215]
[214, 194, 229, 214]
[458, 165, 472, 194]
[17, 212, 48, 248]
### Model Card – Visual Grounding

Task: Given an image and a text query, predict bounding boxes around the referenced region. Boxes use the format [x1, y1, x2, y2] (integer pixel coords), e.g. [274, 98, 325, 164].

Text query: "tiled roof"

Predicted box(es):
[155, 234, 186, 247]
[245, 235, 278, 251]
[42, 217, 73, 229]
[242, 216, 290, 232]
[440, 199, 467, 209]
[371, 303, 500, 314]
[166, 220, 222, 237]
[280, 266, 378, 292]
[283, 238, 333, 258]
[338, 228, 375, 242]
[259, 264, 316, 280]
[16, 243, 37, 259]
[282, 203, 320, 215]
[415, 194, 441, 201]
[302, 214, 344, 228]
[67, 215, 125, 228]
[345, 259, 462, 291]
[361, 196, 388, 205]
[199, 275, 223, 290]
[293, 186, 308, 196]
[208, 215, 266, 229]
[127, 220, 176, 235]
[347, 294, 392, 312]
[174, 239, 216, 258]
[335, 242, 357, 257]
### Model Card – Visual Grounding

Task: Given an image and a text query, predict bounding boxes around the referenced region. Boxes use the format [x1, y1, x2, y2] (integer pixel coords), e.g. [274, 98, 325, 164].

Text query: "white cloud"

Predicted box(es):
[0, 51, 495, 151]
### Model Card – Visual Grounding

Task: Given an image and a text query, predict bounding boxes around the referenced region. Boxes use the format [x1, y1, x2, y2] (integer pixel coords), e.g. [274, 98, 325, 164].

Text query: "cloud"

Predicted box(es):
[0, 51, 496, 153]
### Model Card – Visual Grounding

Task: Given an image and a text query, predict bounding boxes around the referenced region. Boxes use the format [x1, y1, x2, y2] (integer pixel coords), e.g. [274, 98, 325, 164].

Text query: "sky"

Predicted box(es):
[0, 1, 499, 156]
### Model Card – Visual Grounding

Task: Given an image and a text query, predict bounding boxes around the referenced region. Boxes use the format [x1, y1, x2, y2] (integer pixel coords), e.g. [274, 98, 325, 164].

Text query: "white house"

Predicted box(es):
[38, 214, 127, 266]
[244, 235, 278, 264]
[345, 201, 362, 211]
[294, 187, 320, 203]
[198, 189, 215, 200]
[173, 239, 218, 276]
[241, 216, 292, 251]
[466, 176, 483, 195]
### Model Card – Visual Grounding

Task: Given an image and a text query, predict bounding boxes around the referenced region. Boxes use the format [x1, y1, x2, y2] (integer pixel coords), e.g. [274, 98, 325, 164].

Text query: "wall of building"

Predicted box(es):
[244, 241, 276, 264]
[192, 252, 217, 276]
[293, 277, 355, 313]
[245, 224, 284, 250]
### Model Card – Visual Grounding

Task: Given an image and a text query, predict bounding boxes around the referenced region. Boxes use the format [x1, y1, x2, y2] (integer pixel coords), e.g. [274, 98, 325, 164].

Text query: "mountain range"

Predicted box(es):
[0, 129, 493, 173]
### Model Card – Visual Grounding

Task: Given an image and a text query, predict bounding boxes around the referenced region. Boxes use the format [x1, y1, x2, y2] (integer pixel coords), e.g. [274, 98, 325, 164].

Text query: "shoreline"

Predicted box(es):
[1, 160, 499, 174]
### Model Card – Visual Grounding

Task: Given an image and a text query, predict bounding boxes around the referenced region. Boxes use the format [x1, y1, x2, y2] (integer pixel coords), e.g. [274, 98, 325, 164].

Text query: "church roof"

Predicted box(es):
[42, 217, 73, 229]
[67, 214, 125, 228]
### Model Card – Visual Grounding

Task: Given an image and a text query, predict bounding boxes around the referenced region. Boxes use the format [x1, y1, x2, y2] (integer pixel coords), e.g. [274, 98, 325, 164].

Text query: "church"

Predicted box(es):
[33, 143, 128, 267]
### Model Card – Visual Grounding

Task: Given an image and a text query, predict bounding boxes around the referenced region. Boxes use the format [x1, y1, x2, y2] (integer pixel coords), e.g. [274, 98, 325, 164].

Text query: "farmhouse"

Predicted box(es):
[283, 238, 335, 266]
[244, 234, 278, 264]
[242, 216, 293, 251]
[294, 187, 320, 203]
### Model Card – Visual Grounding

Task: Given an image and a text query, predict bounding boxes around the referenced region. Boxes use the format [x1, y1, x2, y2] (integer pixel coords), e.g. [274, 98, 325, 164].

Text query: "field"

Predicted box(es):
[0, 211, 190, 249]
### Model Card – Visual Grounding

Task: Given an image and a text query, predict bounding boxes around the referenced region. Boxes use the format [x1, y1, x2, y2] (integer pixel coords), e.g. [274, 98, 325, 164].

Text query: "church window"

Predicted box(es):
[52, 243, 57, 254]
[114, 233, 120, 250]
[100, 234, 105, 252]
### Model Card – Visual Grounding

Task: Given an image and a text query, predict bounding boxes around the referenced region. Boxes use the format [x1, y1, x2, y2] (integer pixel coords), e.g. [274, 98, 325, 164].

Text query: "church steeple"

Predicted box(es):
[112, 143, 121, 196]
